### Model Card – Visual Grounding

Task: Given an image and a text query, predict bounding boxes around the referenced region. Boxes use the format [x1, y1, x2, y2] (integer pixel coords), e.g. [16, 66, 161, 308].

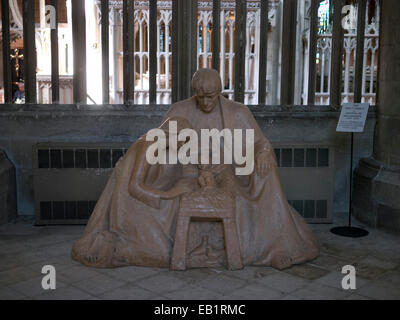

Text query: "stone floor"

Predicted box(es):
[0, 212, 399, 300]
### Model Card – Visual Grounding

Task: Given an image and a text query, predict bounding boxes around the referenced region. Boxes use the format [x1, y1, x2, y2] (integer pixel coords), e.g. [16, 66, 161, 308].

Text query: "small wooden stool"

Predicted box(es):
[170, 190, 243, 271]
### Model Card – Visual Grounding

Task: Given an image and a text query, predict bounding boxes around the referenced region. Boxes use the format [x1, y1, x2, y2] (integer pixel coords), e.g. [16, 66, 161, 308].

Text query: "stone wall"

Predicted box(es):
[351, 0, 400, 234]
[0, 149, 17, 224]
[0, 104, 375, 217]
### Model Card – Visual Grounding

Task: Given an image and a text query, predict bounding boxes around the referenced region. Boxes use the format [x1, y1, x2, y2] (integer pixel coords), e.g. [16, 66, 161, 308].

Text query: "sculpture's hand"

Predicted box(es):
[256, 151, 271, 178]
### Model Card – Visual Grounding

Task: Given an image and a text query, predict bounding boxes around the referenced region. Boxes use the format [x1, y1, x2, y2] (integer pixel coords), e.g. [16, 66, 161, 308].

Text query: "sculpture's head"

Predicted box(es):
[192, 68, 222, 113]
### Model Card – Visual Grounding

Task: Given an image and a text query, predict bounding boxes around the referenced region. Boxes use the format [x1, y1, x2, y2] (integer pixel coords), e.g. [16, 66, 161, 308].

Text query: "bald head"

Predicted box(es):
[192, 69, 222, 113]
[192, 68, 222, 95]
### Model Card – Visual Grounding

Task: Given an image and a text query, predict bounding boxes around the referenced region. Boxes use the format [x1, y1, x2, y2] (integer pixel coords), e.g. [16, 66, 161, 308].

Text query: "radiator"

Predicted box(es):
[33, 143, 334, 224]
[33, 143, 129, 225]
[273, 144, 334, 223]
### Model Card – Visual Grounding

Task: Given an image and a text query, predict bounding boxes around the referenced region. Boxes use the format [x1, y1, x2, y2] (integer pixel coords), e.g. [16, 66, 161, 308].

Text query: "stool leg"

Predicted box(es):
[170, 216, 190, 271]
[223, 218, 243, 270]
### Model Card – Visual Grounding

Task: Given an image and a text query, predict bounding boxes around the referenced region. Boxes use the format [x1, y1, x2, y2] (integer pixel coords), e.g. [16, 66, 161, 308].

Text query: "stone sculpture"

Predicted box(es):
[71, 68, 319, 270]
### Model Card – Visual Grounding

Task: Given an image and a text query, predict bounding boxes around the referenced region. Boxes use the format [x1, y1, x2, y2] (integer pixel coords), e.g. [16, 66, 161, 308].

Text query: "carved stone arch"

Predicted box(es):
[0, 0, 24, 41]
[9, 0, 23, 31]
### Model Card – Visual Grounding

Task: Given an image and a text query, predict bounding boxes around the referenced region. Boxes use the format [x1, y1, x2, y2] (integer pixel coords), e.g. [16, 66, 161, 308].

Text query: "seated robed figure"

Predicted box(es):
[71, 68, 319, 270]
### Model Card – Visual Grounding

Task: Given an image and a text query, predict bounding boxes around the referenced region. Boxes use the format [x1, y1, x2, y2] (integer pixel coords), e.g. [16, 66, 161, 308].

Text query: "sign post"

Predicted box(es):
[331, 103, 370, 238]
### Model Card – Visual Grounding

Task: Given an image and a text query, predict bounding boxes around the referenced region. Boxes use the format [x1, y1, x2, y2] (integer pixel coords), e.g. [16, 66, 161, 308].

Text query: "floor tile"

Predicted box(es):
[220, 283, 284, 300]
[196, 274, 247, 295]
[9, 276, 67, 298]
[72, 273, 126, 296]
[218, 266, 278, 282]
[291, 282, 351, 300]
[255, 272, 310, 294]
[99, 284, 156, 300]
[352, 261, 389, 280]
[0, 218, 399, 300]
[34, 285, 95, 300]
[356, 281, 400, 300]
[345, 294, 373, 300]
[0, 266, 38, 286]
[283, 263, 330, 280]
[135, 273, 188, 295]
[56, 264, 102, 284]
[164, 284, 221, 300]
[169, 268, 215, 285]
[0, 286, 28, 300]
[100, 265, 161, 283]
[309, 254, 356, 272]
[315, 271, 369, 290]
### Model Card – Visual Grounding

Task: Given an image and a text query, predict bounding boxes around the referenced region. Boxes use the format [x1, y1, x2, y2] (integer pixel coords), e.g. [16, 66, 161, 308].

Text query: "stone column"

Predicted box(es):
[353, 0, 400, 234]
[271, 1, 282, 105]
[171, 0, 198, 102]
[109, 8, 120, 104]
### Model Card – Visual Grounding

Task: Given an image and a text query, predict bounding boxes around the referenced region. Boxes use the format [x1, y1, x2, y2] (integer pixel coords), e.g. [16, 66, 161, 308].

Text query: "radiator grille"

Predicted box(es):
[288, 199, 328, 219]
[37, 148, 127, 169]
[274, 147, 329, 168]
[33, 143, 130, 225]
[274, 145, 334, 223]
[40, 200, 97, 221]
[34, 143, 334, 224]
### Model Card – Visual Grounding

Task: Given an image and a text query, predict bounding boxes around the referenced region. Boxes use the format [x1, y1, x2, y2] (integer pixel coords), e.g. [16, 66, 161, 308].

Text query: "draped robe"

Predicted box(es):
[71, 95, 319, 268]
[164, 95, 320, 266]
